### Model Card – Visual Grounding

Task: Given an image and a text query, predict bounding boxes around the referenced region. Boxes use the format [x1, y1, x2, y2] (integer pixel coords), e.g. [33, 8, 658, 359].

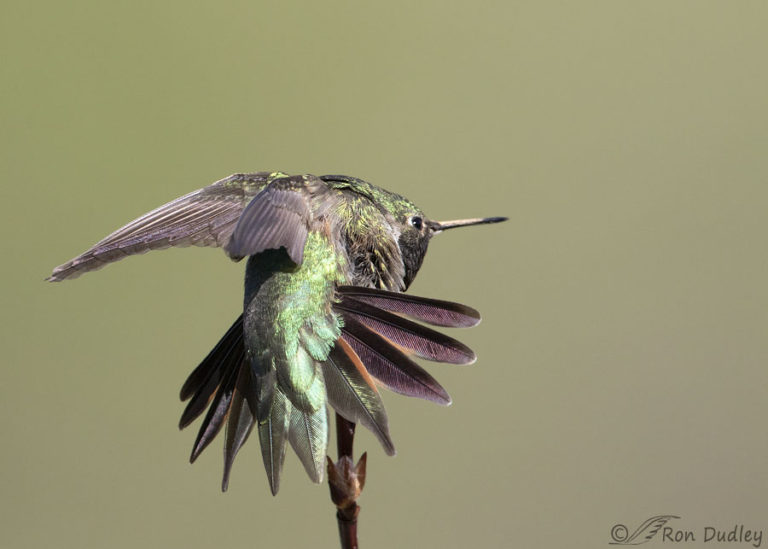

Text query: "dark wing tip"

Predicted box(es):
[46, 265, 81, 282]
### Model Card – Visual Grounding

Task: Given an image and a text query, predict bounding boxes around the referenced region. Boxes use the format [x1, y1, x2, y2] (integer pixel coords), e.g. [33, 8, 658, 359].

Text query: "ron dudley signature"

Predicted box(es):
[610, 516, 764, 547]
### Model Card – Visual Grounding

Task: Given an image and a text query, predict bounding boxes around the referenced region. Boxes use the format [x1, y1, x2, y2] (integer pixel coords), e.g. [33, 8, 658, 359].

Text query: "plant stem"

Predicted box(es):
[327, 413, 366, 549]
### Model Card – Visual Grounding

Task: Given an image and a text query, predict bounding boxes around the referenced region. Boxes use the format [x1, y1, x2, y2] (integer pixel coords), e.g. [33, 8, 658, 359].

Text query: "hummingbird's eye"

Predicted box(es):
[410, 216, 423, 230]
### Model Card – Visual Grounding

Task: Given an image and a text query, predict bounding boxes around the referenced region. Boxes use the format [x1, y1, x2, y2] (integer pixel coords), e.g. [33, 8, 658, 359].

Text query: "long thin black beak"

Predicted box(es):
[429, 216, 507, 233]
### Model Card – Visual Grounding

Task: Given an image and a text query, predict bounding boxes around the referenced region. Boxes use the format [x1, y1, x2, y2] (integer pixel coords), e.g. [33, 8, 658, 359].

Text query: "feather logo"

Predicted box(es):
[610, 515, 680, 545]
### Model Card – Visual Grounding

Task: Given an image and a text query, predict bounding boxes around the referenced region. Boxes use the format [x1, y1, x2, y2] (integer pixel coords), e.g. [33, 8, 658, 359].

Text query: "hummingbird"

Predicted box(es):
[48, 171, 506, 494]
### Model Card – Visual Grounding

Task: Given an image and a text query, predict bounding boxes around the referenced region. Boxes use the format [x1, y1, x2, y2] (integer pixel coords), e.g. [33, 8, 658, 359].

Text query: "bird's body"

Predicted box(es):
[49, 171, 505, 494]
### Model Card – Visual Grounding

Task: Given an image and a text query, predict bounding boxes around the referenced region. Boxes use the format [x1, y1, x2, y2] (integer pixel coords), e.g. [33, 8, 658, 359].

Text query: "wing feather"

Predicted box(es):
[47, 173, 270, 281]
[336, 286, 481, 327]
[339, 315, 452, 405]
[223, 178, 315, 265]
[336, 298, 476, 364]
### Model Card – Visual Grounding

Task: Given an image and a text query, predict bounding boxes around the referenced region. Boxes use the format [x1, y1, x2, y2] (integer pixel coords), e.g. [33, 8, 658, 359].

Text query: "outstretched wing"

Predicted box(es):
[47, 172, 271, 282]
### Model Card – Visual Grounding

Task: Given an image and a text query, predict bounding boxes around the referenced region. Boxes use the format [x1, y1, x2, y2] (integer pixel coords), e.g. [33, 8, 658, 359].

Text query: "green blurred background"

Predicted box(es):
[2, 1, 767, 548]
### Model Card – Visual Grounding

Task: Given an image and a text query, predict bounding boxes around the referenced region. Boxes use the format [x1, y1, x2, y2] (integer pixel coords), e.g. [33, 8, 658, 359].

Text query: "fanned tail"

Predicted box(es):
[179, 287, 481, 493]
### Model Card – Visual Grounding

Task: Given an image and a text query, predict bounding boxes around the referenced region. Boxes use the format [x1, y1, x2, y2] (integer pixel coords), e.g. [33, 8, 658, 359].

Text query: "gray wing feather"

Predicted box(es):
[47, 172, 269, 281]
[223, 182, 312, 265]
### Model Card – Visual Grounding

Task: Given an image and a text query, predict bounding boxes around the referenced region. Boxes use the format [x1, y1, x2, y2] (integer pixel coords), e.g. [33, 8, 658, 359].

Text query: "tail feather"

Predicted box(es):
[179, 317, 244, 429]
[275, 346, 325, 413]
[222, 363, 256, 491]
[189, 355, 241, 462]
[179, 344, 243, 430]
[336, 286, 480, 327]
[178, 373, 220, 430]
[287, 368, 329, 483]
[323, 338, 395, 455]
[339, 315, 452, 405]
[258, 388, 291, 495]
[180, 315, 244, 401]
[336, 298, 476, 364]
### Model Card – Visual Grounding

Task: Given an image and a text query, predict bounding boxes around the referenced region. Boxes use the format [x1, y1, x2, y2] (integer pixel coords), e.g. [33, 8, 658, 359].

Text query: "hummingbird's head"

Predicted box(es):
[396, 210, 508, 289]
[317, 174, 506, 290]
